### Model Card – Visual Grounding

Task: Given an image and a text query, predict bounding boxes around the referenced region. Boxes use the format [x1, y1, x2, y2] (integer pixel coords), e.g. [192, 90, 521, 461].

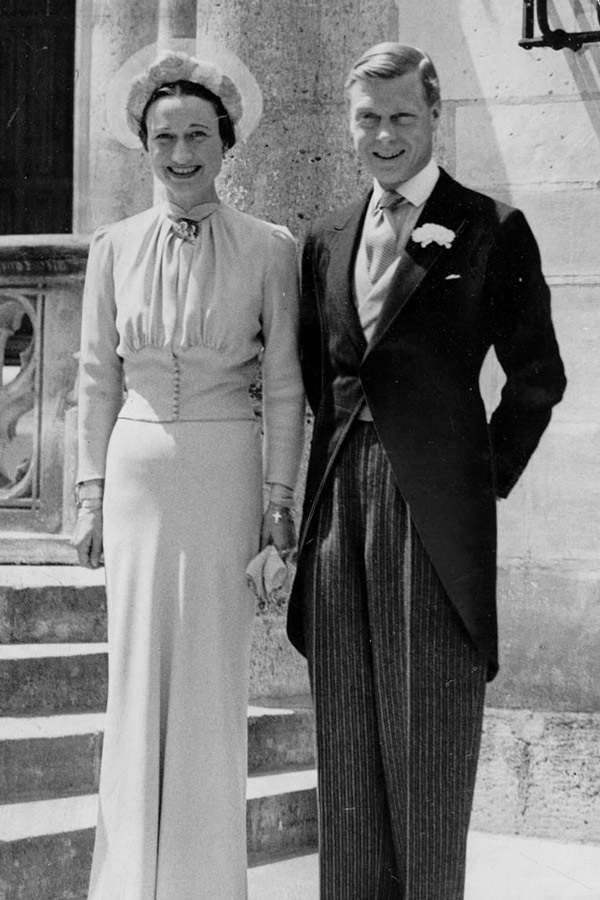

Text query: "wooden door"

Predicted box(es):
[0, 0, 75, 234]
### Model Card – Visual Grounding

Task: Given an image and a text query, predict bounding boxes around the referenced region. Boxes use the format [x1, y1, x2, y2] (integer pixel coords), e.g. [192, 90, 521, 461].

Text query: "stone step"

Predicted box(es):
[0, 643, 311, 720]
[0, 713, 103, 803]
[0, 565, 311, 700]
[0, 770, 318, 900]
[247, 769, 318, 858]
[0, 566, 106, 644]
[0, 643, 108, 715]
[0, 794, 95, 900]
[0, 704, 315, 803]
[248, 703, 315, 774]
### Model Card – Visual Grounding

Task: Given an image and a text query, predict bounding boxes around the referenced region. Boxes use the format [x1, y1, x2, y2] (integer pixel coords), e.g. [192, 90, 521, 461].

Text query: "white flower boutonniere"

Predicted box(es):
[411, 223, 456, 249]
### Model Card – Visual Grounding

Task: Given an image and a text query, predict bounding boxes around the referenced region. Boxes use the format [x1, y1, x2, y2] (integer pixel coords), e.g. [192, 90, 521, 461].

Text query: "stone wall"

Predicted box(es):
[74, 0, 399, 233]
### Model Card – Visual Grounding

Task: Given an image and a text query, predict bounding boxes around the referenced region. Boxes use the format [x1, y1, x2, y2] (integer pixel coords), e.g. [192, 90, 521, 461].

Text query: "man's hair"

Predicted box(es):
[345, 42, 440, 108]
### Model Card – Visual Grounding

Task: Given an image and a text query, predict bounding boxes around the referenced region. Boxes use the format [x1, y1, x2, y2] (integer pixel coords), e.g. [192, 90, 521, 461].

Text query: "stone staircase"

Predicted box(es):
[0, 567, 317, 900]
[2, 566, 599, 899]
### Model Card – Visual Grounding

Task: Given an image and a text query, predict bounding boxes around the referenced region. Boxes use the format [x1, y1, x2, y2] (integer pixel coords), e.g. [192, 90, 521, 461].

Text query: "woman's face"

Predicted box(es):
[145, 94, 224, 208]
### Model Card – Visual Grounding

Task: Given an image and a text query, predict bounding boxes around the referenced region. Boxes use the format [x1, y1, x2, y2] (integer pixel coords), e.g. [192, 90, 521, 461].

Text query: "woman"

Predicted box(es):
[73, 50, 304, 900]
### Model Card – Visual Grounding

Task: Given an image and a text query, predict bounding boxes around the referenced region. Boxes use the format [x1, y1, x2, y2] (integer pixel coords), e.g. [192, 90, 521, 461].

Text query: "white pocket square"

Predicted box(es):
[445, 274, 461, 280]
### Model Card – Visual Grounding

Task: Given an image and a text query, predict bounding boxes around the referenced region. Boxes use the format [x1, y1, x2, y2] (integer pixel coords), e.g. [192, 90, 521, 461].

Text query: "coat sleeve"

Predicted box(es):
[299, 231, 325, 416]
[77, 226, 124, 482]
[260, 227, 305, 490]
[486, 208, 566, 498]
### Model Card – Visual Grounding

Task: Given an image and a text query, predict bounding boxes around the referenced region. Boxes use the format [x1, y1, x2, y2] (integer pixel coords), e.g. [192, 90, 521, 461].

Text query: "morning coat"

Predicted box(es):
[287, 168, 567, 679]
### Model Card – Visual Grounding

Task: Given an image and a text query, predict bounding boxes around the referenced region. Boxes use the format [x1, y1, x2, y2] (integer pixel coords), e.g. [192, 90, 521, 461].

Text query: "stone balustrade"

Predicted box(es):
[0, 236, 89, 563]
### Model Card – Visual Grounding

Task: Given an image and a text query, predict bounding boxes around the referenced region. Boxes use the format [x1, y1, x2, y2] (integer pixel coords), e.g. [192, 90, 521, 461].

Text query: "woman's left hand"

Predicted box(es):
[260, 503, 296, 560]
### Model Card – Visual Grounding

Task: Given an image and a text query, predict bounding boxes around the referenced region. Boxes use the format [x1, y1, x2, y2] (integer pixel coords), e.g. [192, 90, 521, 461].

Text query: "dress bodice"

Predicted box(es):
[120, 346, 259, 423]
[111, 203, 279, 365]
[77, 202, 304, 487]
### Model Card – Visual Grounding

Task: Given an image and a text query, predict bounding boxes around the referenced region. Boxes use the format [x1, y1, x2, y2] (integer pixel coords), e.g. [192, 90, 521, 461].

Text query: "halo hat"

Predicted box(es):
[106, 39, 263, 149]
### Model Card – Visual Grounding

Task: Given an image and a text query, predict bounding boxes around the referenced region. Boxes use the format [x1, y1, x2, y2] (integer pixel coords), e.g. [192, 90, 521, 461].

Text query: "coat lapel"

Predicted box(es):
[366, 170, 469, 354]
[325, 195, 370, 358]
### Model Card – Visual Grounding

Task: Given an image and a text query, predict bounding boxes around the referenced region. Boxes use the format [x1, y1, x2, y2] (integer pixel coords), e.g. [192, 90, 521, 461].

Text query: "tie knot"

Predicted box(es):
[171, 218, 200, 243]
[377, 191, 404, 213]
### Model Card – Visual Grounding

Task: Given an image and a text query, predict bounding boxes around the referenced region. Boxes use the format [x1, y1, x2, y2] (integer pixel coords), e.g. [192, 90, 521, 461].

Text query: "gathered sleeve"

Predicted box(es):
[77, 226, 124, 481]
[260, 228, 305, 492]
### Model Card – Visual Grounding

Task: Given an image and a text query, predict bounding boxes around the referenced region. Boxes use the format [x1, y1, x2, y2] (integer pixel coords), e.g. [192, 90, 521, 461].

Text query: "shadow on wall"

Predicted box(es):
[565, 43, 600, 142]
[434, 1, 512, 195]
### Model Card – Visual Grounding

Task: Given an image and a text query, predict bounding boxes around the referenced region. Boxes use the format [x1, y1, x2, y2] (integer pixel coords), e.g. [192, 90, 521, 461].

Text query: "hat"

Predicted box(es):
[106, 39, 263, 149]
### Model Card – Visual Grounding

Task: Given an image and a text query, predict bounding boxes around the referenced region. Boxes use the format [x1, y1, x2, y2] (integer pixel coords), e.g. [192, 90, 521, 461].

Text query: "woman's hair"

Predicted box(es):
[137, 80, 236, 151]
[345, 43, 440, 108]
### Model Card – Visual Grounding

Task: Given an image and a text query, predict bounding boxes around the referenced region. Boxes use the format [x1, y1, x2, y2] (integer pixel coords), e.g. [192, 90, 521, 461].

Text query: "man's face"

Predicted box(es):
[348, 69, 440, 189]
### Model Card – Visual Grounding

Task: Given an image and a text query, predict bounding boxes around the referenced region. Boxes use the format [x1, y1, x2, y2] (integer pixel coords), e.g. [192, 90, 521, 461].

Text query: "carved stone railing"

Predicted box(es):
[0, 236, 89, 563]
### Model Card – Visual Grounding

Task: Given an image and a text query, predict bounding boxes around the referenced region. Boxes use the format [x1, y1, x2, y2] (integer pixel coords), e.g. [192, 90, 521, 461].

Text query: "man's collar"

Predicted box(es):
[372, 159, 440, 210]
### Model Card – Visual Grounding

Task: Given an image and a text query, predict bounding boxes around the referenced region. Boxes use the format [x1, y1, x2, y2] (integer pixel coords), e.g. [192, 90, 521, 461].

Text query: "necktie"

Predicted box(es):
[366, 191, 406, 283]
[171, 218, 200, 243]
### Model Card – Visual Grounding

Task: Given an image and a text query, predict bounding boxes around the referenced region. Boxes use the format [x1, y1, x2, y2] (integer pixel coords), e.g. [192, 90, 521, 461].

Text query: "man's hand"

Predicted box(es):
[72, 506, 104, 568]
[260, 503, 296, 560]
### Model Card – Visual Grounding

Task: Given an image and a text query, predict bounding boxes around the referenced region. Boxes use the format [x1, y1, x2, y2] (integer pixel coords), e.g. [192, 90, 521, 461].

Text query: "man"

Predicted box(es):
[287, 43, 566, 899]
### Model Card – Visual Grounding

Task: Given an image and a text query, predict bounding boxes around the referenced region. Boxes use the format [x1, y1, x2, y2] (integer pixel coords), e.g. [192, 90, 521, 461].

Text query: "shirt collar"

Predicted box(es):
[163, 199, 221, 222]
[372, 158, 440, 212]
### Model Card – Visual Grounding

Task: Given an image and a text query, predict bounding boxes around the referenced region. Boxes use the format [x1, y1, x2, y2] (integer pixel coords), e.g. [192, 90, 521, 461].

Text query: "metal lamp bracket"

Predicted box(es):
[520, 0, 600, 50]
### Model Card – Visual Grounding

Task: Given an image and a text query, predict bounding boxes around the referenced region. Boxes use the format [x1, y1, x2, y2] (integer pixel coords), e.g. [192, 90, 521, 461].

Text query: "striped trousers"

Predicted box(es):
[303, 422, 486, 900]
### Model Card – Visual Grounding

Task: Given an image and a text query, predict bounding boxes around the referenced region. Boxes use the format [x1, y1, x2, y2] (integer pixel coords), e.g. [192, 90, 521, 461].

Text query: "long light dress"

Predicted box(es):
[77, 200, 305, 900]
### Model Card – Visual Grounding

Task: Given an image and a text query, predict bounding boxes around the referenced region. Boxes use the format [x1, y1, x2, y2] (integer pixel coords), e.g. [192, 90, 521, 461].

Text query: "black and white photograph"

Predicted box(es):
[0, 2, 598, 899]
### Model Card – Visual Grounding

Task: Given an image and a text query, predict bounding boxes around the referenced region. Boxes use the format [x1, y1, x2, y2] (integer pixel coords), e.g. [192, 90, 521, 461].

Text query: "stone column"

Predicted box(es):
[195, 0, 398, 238]
[151, 2, 198, 203]
[74, 0, 159, 232]
[75, 0, 398, 234]
[157, 0, 196, 45]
